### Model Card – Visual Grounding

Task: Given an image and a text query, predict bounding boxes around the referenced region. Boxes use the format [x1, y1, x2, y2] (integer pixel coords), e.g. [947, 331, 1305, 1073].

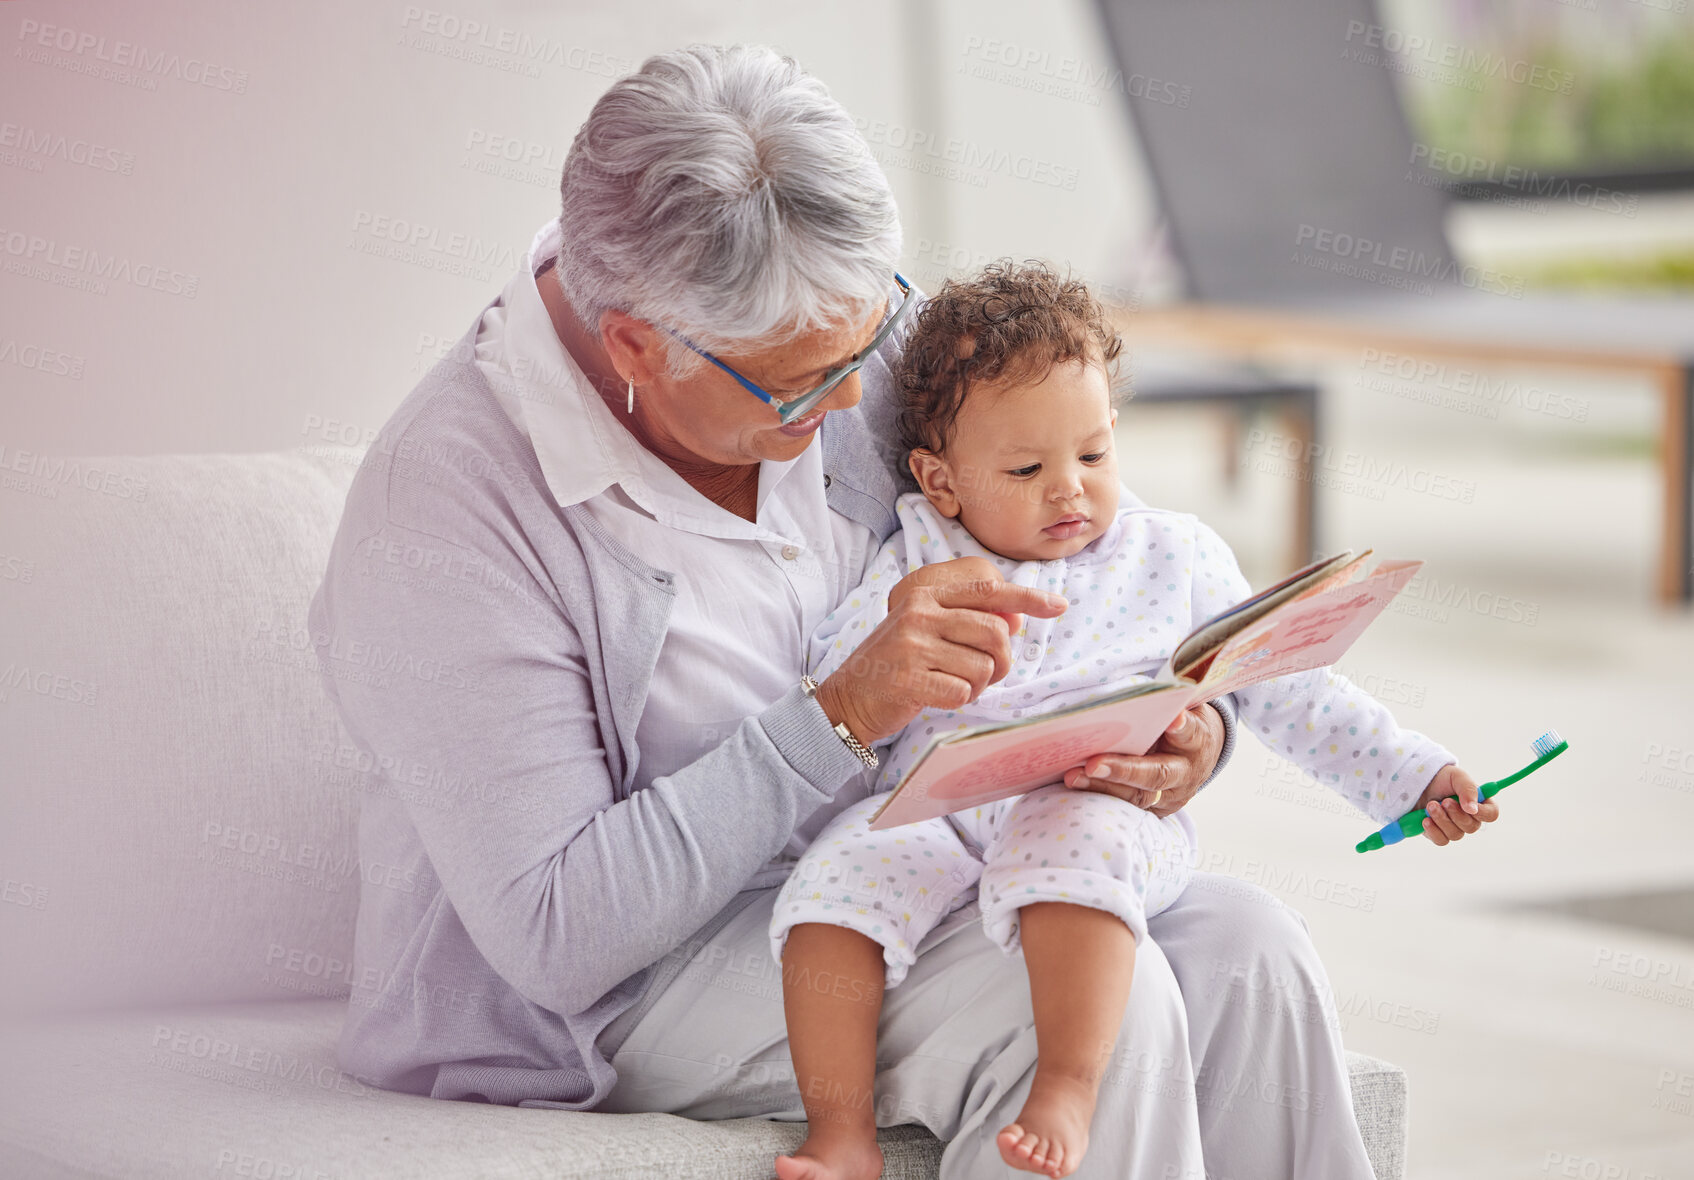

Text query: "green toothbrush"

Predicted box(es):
[1355, 730, 1568, 853]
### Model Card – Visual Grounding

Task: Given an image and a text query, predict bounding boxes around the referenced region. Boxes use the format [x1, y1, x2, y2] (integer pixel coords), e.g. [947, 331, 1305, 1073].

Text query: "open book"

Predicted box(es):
[866, 549, 1423, 831]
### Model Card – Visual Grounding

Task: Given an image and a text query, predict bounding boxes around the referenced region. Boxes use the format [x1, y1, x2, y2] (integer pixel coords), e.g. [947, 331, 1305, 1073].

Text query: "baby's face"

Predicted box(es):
[915, 358, 1121, 562]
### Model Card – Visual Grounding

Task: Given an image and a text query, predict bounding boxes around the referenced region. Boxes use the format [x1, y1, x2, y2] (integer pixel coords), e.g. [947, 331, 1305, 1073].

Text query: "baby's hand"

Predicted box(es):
[1416, 764, 1499, 846]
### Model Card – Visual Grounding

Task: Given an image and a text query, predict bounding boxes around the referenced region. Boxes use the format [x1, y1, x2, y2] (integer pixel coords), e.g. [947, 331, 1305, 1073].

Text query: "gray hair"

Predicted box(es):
[554, 44, 902, 377]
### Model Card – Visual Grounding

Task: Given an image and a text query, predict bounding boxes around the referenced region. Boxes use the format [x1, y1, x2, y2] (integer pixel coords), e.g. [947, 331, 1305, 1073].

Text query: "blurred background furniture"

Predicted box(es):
[1094, 0, 1694, 604]
[1128, 363, 1324, 570]
[0, 446, 1411, 1178]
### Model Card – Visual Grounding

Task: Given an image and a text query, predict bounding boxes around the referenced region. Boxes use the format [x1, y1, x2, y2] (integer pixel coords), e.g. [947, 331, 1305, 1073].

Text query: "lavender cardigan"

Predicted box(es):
[307, 288, 1242, 1109]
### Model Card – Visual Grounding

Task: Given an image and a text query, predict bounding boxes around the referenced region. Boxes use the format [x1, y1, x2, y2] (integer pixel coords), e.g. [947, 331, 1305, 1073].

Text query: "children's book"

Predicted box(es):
[866, 549, 1423, 831]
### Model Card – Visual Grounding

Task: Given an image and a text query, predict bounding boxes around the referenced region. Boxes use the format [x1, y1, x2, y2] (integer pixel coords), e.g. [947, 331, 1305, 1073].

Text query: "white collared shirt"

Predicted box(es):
[473, 219, 881, 858]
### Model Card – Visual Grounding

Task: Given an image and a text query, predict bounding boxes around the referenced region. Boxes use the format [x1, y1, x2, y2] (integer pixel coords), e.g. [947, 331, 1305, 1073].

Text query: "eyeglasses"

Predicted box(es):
[660, 273, 914, 425]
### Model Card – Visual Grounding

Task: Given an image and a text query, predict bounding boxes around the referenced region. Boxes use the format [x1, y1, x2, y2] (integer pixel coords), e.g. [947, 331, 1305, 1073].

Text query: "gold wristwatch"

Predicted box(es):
[799, 674, 879, 768]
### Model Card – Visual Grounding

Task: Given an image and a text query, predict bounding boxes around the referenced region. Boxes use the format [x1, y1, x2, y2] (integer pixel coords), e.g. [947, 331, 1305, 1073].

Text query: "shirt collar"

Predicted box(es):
[489, 218, 815, 543]
[486, 218, 645, 511]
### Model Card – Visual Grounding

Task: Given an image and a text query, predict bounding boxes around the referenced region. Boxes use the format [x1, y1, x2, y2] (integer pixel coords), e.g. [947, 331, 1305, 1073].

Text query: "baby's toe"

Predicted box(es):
[997, 1125, 1042, 1170]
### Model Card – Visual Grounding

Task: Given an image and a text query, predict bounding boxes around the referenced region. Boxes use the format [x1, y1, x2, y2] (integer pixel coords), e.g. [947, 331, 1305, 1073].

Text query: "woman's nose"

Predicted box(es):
[818, 370, 863, 414]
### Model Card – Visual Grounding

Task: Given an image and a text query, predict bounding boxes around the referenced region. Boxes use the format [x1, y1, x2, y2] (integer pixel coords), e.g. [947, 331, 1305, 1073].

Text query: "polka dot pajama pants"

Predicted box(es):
[770, 783, 1197, 989]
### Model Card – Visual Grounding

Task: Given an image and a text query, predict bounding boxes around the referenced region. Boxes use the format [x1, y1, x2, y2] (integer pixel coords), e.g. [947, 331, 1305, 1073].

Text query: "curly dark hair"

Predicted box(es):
[894, 259, 1124, 457]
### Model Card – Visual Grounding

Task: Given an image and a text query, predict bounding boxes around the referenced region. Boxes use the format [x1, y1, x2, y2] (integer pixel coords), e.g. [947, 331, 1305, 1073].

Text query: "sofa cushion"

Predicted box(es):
[0, 999, 1405, 1179]
[0, 447, 366, 1015]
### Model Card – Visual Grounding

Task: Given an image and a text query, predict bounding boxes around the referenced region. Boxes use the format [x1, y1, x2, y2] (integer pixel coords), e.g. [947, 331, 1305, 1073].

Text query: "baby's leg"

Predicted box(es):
[769, 794, 982, 1180]
[775, 923, 888, 1180]
[975, 785, 1196, 1178]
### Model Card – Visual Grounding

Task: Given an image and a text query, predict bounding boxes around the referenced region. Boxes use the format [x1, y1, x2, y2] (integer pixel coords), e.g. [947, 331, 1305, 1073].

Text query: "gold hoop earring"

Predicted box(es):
[626, 376, 635, 414]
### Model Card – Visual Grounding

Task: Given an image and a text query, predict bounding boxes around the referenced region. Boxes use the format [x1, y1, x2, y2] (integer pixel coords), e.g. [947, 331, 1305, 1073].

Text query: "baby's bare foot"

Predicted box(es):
[996, 1070, 1099, 1178]
[774, 1125, 884, 1180]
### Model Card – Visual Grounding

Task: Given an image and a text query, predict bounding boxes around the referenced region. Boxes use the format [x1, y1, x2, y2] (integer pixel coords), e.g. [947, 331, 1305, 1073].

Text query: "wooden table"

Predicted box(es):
[1109, 295, 1694, 606]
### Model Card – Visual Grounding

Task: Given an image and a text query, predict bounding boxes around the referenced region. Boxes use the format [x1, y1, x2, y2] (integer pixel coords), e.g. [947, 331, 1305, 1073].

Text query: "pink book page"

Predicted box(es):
[867, 686, 1194, 831]
[1195, 559, 1423, 702]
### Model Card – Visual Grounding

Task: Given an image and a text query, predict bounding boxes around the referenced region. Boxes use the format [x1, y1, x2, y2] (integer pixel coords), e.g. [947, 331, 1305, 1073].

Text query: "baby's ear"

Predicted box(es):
[908, 449, 960, 517]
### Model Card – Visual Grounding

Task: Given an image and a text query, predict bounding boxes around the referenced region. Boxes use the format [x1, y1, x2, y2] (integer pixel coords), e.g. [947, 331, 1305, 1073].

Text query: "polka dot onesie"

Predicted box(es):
[770, 491, 1456, 988]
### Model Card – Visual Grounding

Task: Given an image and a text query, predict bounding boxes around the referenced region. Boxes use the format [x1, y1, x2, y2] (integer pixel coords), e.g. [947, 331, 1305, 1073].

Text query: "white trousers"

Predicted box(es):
[595, 872, 1379, 1178]
[769, 785, 1197, 988]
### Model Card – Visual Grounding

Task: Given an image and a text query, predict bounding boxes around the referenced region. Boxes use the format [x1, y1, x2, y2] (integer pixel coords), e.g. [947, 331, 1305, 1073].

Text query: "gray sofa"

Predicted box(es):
[0, 445, 1407, 1178]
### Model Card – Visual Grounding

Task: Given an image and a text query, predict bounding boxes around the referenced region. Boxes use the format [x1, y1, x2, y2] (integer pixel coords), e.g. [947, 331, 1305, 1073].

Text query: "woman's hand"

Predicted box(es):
[1415, 764, 1498, 846]
[1060, 704, 1225, 817]
[814, 557, 1068, 745]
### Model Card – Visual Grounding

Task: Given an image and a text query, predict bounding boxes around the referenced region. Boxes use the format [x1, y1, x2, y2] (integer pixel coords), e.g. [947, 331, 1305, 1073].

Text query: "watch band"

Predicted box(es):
[799, 675, 879, 769]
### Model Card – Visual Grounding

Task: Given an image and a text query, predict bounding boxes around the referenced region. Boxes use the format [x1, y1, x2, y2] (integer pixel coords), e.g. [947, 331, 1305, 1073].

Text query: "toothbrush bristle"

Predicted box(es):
[1531, 730, 1566, 759]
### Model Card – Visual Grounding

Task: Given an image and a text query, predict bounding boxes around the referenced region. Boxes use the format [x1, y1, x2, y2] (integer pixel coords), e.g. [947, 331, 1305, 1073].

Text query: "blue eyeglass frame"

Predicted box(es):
[661, 273, 913, 425]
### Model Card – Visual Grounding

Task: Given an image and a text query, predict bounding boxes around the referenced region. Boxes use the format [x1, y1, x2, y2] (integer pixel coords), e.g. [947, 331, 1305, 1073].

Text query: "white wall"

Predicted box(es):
[1, 0, 1163, 457]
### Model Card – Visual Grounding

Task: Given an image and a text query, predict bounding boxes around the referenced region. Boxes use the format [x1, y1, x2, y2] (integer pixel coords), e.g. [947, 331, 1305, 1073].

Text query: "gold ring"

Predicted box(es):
[1149, 789, 1163, 806]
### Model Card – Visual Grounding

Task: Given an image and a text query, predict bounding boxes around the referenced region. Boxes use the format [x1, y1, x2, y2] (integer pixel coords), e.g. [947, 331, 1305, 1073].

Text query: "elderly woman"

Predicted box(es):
[309, 44, 1435, 1179]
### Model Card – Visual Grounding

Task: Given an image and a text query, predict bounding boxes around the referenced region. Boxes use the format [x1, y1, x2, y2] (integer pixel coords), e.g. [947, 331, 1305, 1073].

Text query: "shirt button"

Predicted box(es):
[781, 544, 799, 561]
[822, 473, 833, 488]
[1024, 643, 1041, 661]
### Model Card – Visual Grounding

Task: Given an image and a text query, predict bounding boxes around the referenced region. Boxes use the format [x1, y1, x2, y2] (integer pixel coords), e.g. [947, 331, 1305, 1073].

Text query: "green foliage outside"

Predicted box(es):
[1413, 31, 1694, 175]
[1396, 11, 1694, 290]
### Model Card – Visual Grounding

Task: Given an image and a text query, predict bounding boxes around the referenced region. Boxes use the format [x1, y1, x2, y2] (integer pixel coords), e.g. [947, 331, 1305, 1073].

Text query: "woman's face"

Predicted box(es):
[600, 300, 890, 470]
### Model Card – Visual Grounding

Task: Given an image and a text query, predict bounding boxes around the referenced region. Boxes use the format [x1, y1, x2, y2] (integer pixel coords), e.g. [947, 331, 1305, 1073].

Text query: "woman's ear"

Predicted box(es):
[908, 449, 961, 518]
[598, 309, 664, 387]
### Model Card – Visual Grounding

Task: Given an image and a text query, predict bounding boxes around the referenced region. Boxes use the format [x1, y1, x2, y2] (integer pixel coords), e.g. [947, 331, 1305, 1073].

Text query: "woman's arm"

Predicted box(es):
[311, 512, 871, 1017]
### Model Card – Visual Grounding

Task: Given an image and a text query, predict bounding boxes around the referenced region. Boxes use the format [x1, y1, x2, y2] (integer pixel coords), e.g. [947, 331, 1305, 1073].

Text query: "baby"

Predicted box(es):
[770, 261, 1475, 1180]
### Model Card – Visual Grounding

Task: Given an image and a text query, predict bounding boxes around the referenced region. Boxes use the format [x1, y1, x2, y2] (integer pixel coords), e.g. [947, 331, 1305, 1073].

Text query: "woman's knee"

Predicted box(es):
[1204, 876, 1315, 959]
[1096, 934, 1197, 1104]
[1160, 873, 1332, 1005]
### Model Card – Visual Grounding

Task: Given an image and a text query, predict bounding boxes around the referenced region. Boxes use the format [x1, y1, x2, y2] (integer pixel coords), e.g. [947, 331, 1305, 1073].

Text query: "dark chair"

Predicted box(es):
[1094, 0, 1694, 603]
